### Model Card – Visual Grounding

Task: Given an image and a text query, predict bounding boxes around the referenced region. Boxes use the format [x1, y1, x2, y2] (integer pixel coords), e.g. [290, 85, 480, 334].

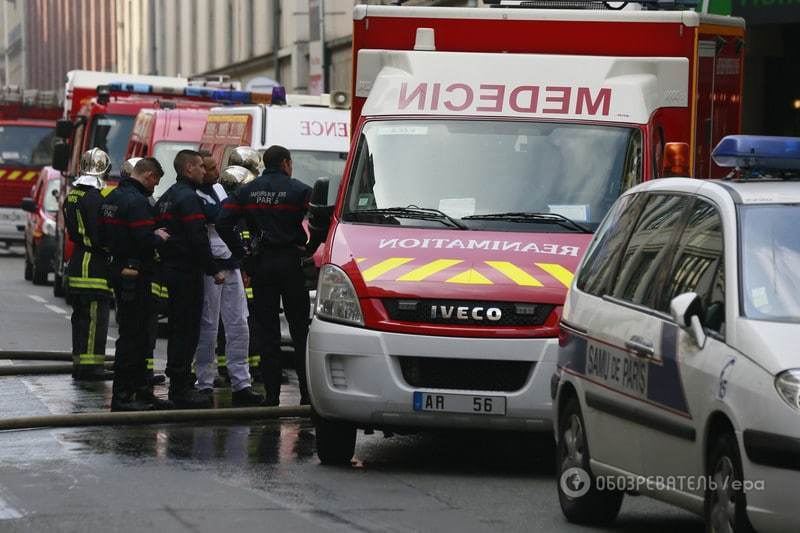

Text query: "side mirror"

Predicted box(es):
[670, 292, 706, 348]
[55, 119, 73, 140]
[308, 177, 334, 244]
[310, 176, 330, 206]
[20, 197, 36, 213]
[52, 141, 69, 172]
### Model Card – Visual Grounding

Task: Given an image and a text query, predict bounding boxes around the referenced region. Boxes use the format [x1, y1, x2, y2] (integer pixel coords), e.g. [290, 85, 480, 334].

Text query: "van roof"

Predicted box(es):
[353, 5, 745, 28]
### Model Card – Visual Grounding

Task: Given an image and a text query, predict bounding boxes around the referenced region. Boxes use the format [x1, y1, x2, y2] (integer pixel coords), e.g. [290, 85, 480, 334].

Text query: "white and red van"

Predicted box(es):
[306, 3, 745, 464]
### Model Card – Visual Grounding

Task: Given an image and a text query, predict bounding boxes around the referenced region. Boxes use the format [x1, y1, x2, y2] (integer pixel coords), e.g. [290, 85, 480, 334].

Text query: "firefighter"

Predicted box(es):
[100, 157, 172, 411]
[119, 157, 166, 387]
[225, 148, 264, 382]
[64, 148, 114, 381]
[217, 145, 317, 406]
[155, 149, 222, 409]
[192, 152, 263, 406]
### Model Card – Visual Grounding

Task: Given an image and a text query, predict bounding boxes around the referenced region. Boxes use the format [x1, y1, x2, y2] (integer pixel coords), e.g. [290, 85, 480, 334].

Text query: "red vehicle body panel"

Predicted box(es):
[351, 10, 745, 179]
[0, 119, 55, 209]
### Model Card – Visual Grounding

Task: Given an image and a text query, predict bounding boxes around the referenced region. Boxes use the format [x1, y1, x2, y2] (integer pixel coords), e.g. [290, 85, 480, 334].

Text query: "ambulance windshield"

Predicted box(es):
[343, 119, 642, 232]
[88, 114, 135, 178]
[740, 204, 800, 322]
[257, 149, 346, 205]
[0, 125, 56, 167]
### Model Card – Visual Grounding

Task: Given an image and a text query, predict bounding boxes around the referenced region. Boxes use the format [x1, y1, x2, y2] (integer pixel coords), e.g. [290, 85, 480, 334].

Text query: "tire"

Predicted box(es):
[704, 432, 755, 533]
[31, 259, 47, 285]
[24, 253, 33, 281]
[53, 271, 65, 297]
[313, 410, 356, 465]
[556, 395, 623, 525]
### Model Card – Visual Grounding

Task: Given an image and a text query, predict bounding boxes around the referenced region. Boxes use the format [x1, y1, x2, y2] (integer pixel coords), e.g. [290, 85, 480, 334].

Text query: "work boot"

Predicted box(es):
[169, 387, 213, 410]
[135, 387, 174, 410]
[145, 373, 166, 386]
[111, 391, 155, 412]
[262, 395, 280, 407]
[232, 387, 265, 407]
[74, 367, 114, 381]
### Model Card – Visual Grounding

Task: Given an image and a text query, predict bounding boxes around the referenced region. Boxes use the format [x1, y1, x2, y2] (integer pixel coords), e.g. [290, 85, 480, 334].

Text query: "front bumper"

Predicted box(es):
[741, 430, 800, 532]
[0, 208, 26, 243]
[307, 318, 557, 432]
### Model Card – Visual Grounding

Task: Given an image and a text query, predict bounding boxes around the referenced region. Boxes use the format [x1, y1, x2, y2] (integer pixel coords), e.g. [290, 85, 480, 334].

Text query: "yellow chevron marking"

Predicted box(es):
[536, 263, 574, 288]
[397, 259, 463, 282]
[485, 261, 543, 287]
[446, 268, 493, 285]
[360, 257, 414, 282]
[22, 171, 37, 181]
[6, 170, 22, 180]
[0, 170, 6, 178]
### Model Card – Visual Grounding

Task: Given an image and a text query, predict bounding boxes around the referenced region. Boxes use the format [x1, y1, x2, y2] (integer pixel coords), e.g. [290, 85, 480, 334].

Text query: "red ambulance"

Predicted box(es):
[306, 2, 745, 464]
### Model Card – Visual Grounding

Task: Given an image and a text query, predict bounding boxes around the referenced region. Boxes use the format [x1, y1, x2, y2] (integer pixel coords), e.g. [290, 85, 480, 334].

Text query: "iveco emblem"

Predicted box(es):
[430, 305, 502, 321]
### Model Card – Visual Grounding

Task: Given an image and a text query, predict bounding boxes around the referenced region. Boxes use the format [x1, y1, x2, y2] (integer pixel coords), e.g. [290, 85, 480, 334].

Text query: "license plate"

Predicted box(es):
[0, 212, 21, 222]
[413, 391, 506, 416]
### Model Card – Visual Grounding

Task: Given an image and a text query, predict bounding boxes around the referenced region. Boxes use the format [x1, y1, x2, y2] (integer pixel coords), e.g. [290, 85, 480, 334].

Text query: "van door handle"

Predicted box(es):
[625, 336, 655, 357]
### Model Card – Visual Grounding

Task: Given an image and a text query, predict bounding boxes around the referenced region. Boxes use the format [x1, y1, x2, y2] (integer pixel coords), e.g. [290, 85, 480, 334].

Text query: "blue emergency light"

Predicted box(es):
[712, 135, 800, 171]
[103, 82, 287, 106]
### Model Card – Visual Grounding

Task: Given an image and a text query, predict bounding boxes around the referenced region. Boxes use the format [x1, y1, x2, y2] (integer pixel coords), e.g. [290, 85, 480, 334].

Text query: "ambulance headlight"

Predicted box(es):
[775, 369, 800, 411]
[316, 264, 363, 327]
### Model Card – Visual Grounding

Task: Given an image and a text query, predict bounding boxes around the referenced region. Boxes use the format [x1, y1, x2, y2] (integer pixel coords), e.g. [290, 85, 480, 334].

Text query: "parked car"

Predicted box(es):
[21, 167, 62, 284]
[553, 135, 800, 533]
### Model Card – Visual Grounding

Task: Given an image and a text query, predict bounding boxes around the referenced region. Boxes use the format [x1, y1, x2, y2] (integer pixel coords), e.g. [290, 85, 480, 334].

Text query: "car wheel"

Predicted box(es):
[557, 395, 623, 525]
[704, 432, 754, 533]
[313, 409, 356, 465]
[53, 271, 65, 297]
[24, 253, 33, 281]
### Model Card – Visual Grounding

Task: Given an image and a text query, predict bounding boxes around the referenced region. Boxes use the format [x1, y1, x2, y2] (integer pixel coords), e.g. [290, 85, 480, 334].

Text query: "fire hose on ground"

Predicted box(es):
[0, 406, 312, 431]
[0, 350, 313, 430]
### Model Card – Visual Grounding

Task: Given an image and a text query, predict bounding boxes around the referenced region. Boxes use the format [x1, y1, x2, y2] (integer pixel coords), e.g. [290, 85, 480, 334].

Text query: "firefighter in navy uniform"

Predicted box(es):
[120, 157, 166, 387]
[217, 145, 317, 406]
[100, 157, 172, 411]
[64, 148, 114, 381]
[155, 149, 222, 409]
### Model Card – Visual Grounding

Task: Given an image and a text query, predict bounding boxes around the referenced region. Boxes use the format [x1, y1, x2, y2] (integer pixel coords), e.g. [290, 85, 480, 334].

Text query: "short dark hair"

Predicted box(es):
[263, 145, 291, 172]
[135, 157, 164, 177]
[198, 149, 213, 158]
[174, 149, 202, 174]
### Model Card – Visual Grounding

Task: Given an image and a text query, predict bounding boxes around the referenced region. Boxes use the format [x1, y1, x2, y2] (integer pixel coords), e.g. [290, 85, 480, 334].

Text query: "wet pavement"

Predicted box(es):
[0, 249, 705, 532]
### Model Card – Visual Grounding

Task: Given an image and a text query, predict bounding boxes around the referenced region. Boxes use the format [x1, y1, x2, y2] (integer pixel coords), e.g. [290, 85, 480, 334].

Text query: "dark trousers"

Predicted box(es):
[111, 274, 153, 395]
[164, 265, 204, 391]
[71, 293, 110, 374]
[251, 252, 310, 402]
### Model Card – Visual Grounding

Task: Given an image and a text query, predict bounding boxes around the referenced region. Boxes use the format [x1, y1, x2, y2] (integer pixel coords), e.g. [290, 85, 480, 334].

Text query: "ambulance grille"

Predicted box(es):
[398, 356, 533, 392]
[383, 299, 553, 327]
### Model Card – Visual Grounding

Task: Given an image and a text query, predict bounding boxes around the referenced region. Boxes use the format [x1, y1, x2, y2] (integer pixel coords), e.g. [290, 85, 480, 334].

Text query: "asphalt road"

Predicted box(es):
[0, 247, 705, 532]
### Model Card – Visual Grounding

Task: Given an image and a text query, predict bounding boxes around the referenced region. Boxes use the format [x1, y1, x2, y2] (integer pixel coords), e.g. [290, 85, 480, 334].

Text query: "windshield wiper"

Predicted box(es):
[346, 206, 468, 230]
[462, 212, 592, 233]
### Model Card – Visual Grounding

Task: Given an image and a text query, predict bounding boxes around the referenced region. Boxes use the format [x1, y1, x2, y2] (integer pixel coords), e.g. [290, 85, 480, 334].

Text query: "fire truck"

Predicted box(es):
[50, 75, 239, 297]
[305, 1, 745, 464]
[0, 87, 59, 250]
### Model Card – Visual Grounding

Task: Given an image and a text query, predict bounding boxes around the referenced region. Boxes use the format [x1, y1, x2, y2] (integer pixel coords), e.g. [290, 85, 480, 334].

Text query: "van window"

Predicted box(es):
[151, 141, 199, 200]
[661, 199, 724, 332]
[577, 193, 645, 297]
[611, 194, 691, 309]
